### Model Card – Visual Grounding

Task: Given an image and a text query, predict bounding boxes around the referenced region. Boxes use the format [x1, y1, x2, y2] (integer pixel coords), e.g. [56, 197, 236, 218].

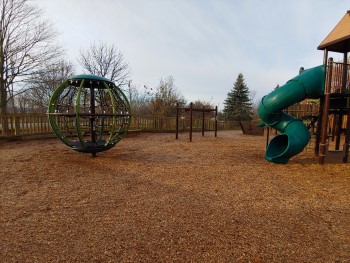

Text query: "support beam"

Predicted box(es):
[315, 49, 328, 156]
[176, 102, 179, 140]
[319, 57, 333, 165]
[215, 106, 218, 138]
[343, 111, 350, 163]
[189, 102, 193, 142]
[202, 106, 205, 136]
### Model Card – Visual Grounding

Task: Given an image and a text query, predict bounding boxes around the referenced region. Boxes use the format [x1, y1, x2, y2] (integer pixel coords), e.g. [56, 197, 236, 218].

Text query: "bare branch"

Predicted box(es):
[150, 76, 186, 117]
[78, 41, 130, 86]
[12, 60, 74, 112]
[0, 0, 63, 114]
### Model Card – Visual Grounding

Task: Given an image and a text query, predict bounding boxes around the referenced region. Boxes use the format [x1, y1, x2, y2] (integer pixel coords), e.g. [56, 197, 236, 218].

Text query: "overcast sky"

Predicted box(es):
[36, 0, 349, 109]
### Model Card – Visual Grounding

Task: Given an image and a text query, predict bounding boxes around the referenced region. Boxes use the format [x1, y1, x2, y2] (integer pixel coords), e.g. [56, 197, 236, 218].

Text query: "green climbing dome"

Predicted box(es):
[48, 74, 131, 155]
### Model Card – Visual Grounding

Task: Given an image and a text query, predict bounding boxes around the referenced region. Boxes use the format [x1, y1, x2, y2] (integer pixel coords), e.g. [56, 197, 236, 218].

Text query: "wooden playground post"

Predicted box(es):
[343, 111, 350, 163]
[315, 96, 324, 156]
[342, 52, 350, 163]
[331, 115, 337, 142]
[315, 49, 328, 157]
[336, 52, 348, 150]
[266, 127, 270, 148]
[202, 106, 205, 136]
[319, 57, 333, 165]
[215, 106, 218, 137]
[335, 114, 343, 150]
[189, 102, 193, 142]
[176, 102, 179, 139]
[341, 52, 348, 94]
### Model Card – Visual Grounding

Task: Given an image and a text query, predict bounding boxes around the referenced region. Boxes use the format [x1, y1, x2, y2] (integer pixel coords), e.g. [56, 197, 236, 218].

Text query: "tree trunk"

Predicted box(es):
[0, 23, 9, 135]
[0, 81, 6, 114]
[0, 82, 9, 135]
[0, 35, 9, 134]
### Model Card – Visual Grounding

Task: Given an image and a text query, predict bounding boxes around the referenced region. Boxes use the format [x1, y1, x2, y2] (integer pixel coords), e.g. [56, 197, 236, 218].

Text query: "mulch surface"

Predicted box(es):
[0, 131, 349, 262]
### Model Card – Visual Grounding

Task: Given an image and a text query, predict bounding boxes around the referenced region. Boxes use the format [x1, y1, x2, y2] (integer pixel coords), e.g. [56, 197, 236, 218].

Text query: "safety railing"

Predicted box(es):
[329, 62, 350, 94]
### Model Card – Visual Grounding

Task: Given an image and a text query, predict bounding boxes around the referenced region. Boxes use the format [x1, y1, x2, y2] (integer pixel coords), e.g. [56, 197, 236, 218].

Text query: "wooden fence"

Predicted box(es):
[0, 114, 51, 137]
[285, 103, 320, 118]
[0, 114, 241, 137]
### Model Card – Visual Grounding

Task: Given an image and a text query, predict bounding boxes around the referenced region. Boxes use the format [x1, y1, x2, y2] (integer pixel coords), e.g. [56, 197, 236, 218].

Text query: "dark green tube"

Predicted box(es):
[258, 65, 325, 164]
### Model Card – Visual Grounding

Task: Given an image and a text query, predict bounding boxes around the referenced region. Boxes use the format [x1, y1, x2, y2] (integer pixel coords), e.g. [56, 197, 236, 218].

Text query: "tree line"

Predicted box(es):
[0, 0, 255, 122]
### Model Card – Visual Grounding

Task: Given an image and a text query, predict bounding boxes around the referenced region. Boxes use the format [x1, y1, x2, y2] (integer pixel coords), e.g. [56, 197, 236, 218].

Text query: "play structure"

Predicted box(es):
[48, 74, 131, 157]
[176, 102, 218, 142]
[258, 11, 350, 164]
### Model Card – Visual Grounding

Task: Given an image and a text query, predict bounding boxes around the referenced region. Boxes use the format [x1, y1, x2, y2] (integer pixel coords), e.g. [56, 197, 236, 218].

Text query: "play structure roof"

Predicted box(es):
[318, 11, 350, 53]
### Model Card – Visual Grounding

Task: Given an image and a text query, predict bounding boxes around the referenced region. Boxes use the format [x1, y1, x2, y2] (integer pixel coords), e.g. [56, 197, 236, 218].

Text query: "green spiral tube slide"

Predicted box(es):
[258, 65, 325, 164]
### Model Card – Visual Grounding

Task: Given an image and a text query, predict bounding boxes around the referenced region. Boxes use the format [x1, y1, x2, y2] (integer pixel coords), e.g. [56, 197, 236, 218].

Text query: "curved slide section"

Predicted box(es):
[258, 65, 325, 164]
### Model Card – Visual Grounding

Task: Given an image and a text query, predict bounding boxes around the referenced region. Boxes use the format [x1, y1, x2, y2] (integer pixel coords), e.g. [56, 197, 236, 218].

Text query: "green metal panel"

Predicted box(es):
[69, 74, 112, 83]
[48, 80, 71, 146]
[103, 81, 117, 146]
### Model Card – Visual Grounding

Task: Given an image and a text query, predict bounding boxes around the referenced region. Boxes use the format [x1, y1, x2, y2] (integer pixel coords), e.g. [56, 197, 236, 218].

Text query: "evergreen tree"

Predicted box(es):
[223, 73, 253, 121]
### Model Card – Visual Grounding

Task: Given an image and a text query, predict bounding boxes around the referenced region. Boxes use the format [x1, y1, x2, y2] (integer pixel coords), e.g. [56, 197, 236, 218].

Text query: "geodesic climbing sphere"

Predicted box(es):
[48, 74, 131, 155]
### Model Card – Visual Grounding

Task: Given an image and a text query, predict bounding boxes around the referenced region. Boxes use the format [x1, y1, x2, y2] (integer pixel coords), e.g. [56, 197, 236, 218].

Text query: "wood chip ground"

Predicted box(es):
[0, 131, 349, 262]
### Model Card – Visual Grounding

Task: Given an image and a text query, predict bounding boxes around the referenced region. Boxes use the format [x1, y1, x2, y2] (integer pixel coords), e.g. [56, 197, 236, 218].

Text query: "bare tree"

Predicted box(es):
[249, 90, 260, 119]
[150, 76, 186, 117]
[16, 92, 33, 113]
[188, 99, 215, 118]
[0, 0, 63, 114]
[78, 42, 130, 85]
[19, 60, 75, 113]
[129, 84, 152, 116]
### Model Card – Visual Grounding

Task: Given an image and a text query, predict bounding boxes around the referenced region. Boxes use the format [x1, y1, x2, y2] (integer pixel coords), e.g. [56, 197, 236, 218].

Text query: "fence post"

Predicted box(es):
[202, 106, 205, 136]
[190, 102, 193, 142]
[1, 116, 9, 136]
[343, 111, 350, 163]
[14, 115, 21, 135]
[215, 106, 218, 137]
[176, 103, 179, 139]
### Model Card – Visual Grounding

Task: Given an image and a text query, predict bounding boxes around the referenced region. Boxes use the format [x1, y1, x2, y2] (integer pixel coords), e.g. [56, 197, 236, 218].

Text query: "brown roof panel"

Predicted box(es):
[318, 11, 350, 52]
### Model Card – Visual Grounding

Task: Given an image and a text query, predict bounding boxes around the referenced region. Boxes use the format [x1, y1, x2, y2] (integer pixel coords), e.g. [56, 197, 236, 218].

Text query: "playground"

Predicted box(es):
[1, 131, 349, 261]
[1, 7, 350, 263]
